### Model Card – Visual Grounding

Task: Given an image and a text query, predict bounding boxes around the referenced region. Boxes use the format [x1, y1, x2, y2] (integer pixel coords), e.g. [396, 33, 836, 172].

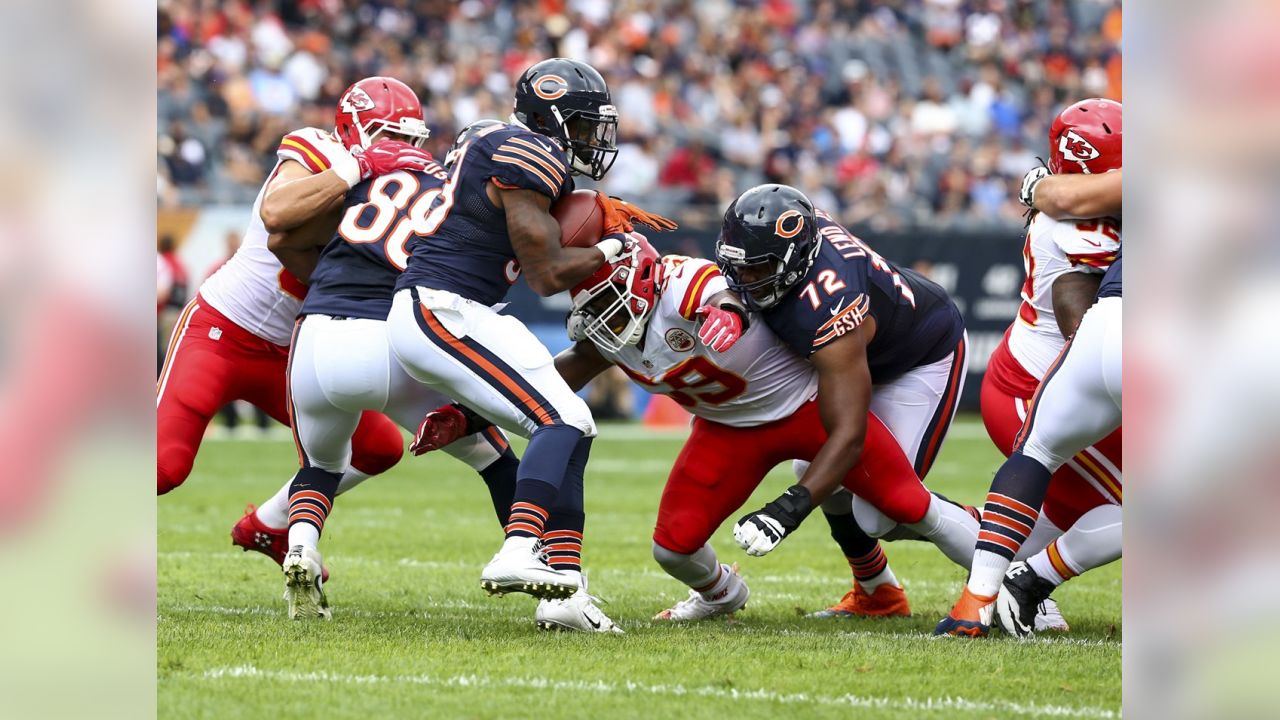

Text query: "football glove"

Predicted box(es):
[409, 403, 494, 456]
[1019, 165, 1051, 209]
[733, 485, 814, 557]
[333, 139, 434, 188]
[695, 304, 748, 353]
[595, 193, 679, 235]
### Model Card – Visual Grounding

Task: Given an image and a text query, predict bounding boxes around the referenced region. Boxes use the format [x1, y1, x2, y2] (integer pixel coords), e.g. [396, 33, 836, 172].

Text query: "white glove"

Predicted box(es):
[1019, 166, 1050, 209]
[733, 513, 786, 557]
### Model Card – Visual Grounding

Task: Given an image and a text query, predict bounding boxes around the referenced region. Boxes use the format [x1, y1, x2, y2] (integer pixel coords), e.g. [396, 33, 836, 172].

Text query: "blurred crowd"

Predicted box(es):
[158, 0, 1120, 230]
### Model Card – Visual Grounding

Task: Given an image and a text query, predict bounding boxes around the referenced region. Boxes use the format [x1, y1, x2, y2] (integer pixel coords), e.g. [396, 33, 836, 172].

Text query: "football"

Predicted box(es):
[551, 189, 604, 248]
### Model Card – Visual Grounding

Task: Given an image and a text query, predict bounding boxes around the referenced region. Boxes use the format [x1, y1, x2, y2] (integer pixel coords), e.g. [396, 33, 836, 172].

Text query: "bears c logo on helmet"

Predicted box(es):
[775, 210, 805, 239]
[532, 74, 568, 101]
[341, 87, 376, 113]
[1059, 130, 1100, 164]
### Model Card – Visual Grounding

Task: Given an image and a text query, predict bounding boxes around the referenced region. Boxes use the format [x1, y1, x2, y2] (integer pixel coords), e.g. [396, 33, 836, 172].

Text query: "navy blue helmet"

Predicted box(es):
[512, 58, 618, 180]
[715, 184, 821, 310]
[444, 118, 504, 169]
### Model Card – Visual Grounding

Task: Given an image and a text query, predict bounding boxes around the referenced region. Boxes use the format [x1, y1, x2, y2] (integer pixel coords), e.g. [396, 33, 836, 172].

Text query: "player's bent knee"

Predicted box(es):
[652, 523, 706, 556]
[156, 447, 194, 495]
[852, 496, 898, 538]
[555, 395, 597, 437]
[350, 412, 405, 476]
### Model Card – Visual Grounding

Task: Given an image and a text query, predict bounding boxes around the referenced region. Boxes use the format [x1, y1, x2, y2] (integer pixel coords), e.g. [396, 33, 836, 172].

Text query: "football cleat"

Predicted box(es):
[1035, 597, 1070, 633]
[654, 563, 749, 621]
[480, 536, 577, 600]
[536, 576, 624, 634]
[934, 586, 996, 637]
[806, 583, 911, 618]
[996, 561, 1060, 637]
[231, 506, 329, 582]
[282, 545, 331, 621]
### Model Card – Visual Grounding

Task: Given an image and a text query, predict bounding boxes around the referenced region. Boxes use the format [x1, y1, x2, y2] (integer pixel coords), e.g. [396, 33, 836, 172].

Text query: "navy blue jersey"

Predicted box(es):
[1096, 247, 1122, 299]
[301, 162, 450, 320]
[395, 124, 574, 306]
[764, 211, 965, 384]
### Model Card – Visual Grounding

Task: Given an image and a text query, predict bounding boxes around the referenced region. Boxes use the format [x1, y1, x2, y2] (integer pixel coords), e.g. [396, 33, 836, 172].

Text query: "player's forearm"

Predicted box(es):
[553, 344, 610, 392]
[534, 247, 609, 296]
[1033, 171, 1122, 220]
[798, 431, 863, 506]
[260, 171, 350, 233]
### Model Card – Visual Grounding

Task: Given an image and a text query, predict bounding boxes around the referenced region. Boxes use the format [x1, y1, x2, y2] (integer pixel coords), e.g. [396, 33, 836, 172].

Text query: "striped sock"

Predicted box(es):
[286, 467, 341, 550]
[504, 501, 550, 539]
[1027, 539, 1077, 586]
[967, 453, 1052, 597]
[542, 530, 583, 573]
[848, 544, 897, 592]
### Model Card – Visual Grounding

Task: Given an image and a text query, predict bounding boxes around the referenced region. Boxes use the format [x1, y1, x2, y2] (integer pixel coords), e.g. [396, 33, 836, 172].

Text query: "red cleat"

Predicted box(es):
[409, 404, 468, 455]
[231, 505, 329, 582]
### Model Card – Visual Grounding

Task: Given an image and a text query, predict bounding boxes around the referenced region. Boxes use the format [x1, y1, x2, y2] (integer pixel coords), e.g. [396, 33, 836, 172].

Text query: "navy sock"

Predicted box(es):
[478, 449, 518, 526]
[287, 466, 342, 538]
[823, 510, 879, 558]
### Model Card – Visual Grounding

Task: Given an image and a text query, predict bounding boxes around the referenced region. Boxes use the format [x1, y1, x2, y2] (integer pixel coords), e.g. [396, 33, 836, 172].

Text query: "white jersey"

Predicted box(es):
[597, 257, 818, 427]
[198, 127, 348, 347]
[1007, 213, 1120, 379]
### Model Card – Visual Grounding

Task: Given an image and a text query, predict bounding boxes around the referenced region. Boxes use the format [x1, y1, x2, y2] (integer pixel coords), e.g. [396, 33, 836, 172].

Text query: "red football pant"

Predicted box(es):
[156, 297, 403, 494]
[980, 372, 1122, 529]
[653, 399, 930, 554]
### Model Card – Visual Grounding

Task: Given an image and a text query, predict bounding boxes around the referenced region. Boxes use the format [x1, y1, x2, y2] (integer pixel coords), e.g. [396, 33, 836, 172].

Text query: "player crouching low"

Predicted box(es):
[415, 225, 916, 622]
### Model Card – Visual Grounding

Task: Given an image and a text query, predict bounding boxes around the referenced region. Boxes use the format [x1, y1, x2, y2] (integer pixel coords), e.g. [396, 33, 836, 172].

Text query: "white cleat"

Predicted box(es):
[1034, 597, 1071, 633]
[480, 536, 577, 600]
[654, 563, 750, 621]
[536, 575, 624, 634]
[282, 545, 330, 620]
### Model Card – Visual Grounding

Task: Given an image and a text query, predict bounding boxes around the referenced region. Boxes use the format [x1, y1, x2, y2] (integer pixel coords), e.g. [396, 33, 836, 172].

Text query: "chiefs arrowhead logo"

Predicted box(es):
[1059, 130, 1100, 164]
[532, 74, 568, 101]
[340, 87, 376, 113]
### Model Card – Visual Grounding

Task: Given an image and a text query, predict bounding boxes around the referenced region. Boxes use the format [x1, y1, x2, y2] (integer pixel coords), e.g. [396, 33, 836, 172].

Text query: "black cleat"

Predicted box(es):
[996, 561, 1058, 636]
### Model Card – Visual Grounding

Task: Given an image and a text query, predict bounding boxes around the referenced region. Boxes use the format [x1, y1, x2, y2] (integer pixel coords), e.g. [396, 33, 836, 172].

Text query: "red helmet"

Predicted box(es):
[335, 77, 430, 150]
[1048, 98, 1122, 175]
[570, 235, 662, 352]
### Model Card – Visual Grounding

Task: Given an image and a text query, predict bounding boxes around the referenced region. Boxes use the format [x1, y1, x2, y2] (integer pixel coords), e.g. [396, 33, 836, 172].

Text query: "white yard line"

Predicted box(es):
[180, 665, 1117, 718]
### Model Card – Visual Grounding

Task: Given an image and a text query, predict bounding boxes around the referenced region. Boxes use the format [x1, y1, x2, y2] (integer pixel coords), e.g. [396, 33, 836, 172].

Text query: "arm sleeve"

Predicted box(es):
[1053, 218, 1122, 272]
[276, 128, 348, 175]
[487, 132, 571, 199]
[663, 258, 729, 321]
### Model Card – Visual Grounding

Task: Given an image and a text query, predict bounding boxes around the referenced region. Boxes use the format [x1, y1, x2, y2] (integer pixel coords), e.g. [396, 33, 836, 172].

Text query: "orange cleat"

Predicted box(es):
[934, 586, 996, 637]
[807, 583, 911, 618]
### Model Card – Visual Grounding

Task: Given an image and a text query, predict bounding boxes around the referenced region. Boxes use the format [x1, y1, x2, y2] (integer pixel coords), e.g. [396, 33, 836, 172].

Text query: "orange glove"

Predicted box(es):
[595, 193, 679, 235]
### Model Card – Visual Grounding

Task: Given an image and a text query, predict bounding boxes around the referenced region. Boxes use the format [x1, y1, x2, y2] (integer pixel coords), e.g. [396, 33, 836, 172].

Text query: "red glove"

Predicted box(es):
[352, 139, 434, 181]
[409, 404, 468, 456]
[696, 304, 745, 352]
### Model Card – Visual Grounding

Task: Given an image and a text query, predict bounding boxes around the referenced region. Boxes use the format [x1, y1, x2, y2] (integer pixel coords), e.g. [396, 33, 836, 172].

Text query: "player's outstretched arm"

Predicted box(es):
[733, 325, 873, 557]
[1024, 169, 1122, 220]
[266, 206, 342, 284]
[496, 186, 618, 296]
[554, 340, 615, 392]
[260, 160, 351, 233]
[1050, 272, 1103, 339]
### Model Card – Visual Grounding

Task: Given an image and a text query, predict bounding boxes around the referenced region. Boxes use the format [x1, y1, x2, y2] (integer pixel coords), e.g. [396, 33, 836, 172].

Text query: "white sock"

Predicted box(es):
[502, 535, 538, 553]
[255, 480, 291, 530]
[337, 468, 371, 495]
[907, 496, 980, 570]
[697, 564, 736, 603]
[288, 522, 320, 551]
[1028, 504, 1122, 585]
[256, 467, 367, 530]
[966, 549, 1010, 597]
[652, 542, 721, 589]
[858, 565, 899, 593]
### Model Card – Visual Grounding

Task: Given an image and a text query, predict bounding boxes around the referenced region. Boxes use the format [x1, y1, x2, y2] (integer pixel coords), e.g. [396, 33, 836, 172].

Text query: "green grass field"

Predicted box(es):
[158, 416, 1120, 719]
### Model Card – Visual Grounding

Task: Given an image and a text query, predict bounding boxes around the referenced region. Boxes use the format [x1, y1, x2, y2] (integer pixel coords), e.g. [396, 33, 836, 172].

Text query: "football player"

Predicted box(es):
[415, 240, 918, 620]
[938, 249, 1122, 638]
[714, 185, 982, 573]
[158, 77, 432, 508]
[384, 58, 676, 601]
[975, 99, 1124, 636]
